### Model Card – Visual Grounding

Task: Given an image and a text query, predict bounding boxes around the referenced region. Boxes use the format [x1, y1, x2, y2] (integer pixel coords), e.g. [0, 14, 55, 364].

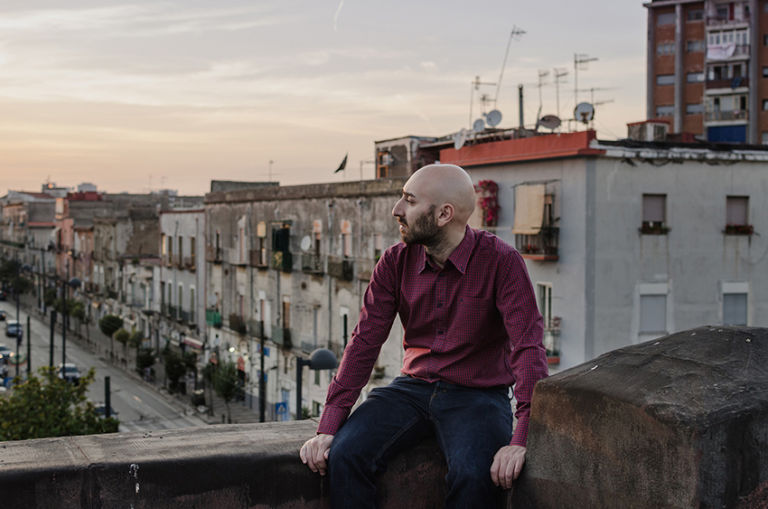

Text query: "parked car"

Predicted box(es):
[5, 320, 22, 339]
[93, 403, 118, 418]
[57, 363, 81, 384]
[0, 310, 6, 321]
[0, 344, 11, 360]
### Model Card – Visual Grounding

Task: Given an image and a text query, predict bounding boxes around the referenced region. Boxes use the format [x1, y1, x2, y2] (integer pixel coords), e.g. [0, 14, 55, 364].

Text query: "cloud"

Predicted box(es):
[420, 61, 438, 72]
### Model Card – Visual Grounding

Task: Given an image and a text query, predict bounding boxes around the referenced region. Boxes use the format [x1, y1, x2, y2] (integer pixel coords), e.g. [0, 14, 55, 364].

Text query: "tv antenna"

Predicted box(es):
[467, 26, 524, 129]
[553, 68, 569, 121]
[573, 53, 598, 111]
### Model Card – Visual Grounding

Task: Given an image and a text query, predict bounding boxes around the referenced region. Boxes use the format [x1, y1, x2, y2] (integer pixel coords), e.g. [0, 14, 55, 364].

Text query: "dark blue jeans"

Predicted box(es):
[328, 376, 512, 509]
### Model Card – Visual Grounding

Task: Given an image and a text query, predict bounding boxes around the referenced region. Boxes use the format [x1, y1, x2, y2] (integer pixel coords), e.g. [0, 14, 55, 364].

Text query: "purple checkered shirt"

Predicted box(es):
[317, 226, 548, 446]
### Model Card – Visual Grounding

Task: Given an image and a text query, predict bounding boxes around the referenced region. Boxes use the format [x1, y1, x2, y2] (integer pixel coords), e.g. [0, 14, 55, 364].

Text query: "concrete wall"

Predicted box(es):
[593, 156, 768, 356]
[514, 326, 768, 508]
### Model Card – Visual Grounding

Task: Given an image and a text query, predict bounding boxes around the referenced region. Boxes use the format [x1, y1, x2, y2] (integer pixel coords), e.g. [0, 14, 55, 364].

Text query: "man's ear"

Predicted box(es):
[437, 203, 454, 226]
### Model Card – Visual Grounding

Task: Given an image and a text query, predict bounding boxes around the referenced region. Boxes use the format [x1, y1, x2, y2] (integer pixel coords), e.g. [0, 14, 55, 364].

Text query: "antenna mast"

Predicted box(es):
[494, 26, 526, 108]
[573, 53, 598, 113]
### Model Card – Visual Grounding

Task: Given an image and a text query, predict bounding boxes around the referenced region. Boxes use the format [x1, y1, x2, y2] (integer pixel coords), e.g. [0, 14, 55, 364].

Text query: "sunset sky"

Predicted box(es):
[0, 1, 645, 196]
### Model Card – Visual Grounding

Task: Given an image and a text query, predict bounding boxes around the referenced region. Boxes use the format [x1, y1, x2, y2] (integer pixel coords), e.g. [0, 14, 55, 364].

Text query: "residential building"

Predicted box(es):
[644, 0, 766, 143]
[204, 179, 404, 420]
[377, 127, 768, 371]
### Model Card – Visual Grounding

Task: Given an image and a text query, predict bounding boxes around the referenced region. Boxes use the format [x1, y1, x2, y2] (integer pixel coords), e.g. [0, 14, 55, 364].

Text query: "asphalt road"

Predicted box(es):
[0, 300, 207, 432]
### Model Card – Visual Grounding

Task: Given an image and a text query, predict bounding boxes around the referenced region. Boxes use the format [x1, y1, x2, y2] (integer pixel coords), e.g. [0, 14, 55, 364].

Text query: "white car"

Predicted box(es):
[57, 363, 81, 384]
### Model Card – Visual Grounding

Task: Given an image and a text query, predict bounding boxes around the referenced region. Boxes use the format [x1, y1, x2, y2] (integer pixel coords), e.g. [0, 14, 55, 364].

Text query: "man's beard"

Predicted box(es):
[400, 206, 442, 247]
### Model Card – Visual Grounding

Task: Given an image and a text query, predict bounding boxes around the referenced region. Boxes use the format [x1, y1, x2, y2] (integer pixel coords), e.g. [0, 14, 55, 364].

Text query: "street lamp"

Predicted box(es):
[296, 348, 337, 420]
[60, 257, 81, 371]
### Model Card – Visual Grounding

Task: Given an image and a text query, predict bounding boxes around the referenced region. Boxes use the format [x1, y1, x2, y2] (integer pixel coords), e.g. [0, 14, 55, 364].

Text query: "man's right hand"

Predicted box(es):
[299, 433, 334, 476]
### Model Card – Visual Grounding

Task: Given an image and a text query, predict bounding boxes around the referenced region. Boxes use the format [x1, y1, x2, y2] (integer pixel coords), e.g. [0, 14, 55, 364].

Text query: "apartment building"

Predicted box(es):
[644, 0, 768, 143]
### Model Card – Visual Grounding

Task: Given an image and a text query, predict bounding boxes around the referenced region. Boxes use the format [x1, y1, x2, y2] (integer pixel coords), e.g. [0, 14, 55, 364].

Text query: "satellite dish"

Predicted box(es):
[453, 129, 468, 150]
[539, 114, 562, 130]
[300, 236, 312, 252]
[574, 102, 595, 124]
[485, 109, 502, 127]
[472, 118, 485, 133]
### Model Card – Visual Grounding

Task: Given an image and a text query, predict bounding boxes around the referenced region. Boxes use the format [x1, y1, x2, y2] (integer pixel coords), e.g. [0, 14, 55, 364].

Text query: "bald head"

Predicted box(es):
[408, 164, 475, 225]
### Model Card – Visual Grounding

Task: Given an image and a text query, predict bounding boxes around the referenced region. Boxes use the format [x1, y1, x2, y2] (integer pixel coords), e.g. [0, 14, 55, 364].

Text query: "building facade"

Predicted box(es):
[645, 0, 767, 143]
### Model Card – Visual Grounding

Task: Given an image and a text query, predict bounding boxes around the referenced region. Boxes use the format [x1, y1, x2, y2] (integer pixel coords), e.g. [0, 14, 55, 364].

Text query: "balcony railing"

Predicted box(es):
[205, 245, 222, 263]
[183, 256, 195, 271]
[705, 76, 749, 89]
[206, 309, 222, 328]
[249, 248, 268, 268]
[180, 310, 190, 324]
[705, 109, 748, 122]
[327, 257, 354, 281]
[271, 251, 293, 273]
[706, 16, 749, 27]
[515, 227, 559, 261]
[301, 253, 324, 275]
[168, 305, 177, 320]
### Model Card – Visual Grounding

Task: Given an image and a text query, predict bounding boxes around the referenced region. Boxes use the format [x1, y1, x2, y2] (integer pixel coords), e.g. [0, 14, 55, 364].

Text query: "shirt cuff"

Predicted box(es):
[317, 405, 350, 436]
[510, 413, 529, 447]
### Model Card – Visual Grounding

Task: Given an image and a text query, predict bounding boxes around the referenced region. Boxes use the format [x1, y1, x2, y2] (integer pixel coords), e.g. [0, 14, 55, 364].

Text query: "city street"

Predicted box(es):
[0, 301, 206, 433]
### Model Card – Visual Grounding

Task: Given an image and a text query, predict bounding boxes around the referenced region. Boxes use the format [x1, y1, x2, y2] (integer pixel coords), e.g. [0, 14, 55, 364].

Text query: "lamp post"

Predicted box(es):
[296, 348, 337, 420]
[60, 258, 82, 371]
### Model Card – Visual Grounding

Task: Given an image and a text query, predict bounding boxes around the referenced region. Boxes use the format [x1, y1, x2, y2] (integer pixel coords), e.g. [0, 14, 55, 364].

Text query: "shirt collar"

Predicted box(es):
[417, 225, 475, 274]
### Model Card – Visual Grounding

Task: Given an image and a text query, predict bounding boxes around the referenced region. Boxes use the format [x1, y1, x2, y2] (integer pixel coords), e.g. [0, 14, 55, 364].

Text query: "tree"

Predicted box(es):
[0, 259, 33, 296]
[114, 328, 130, 345]
[136, 347, 155, 375]
[99, 314, 123, 337]
[163, 348, 187, 394]
[0, 367, 119, 441]
[214, 361, 238, 424]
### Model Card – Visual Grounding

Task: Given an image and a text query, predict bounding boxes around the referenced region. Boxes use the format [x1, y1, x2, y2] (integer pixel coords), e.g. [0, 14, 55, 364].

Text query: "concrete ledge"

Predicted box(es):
[514, 326, 768, 509]
[0, 420, 448, 508]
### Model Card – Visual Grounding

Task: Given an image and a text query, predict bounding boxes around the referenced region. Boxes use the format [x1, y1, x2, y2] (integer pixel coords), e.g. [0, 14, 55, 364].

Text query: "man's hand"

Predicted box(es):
[490, 445, 526, 489]
[299, 433, 335, 476]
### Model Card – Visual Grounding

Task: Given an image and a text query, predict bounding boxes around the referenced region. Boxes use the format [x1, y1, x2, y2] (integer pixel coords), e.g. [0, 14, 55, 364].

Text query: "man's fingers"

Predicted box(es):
[489, 455, 501, 486]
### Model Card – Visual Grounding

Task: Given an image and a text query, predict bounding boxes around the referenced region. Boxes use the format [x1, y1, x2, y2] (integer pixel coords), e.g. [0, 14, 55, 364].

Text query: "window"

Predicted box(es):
[178, 284, 183, 316]
[657, 42, 675, 55]
[687, 8, 704, 21]
[726, 196, 749, 232]
[536, 283, 553, 330]
[160, 281, 165, 312]
[282, 298, 290, 329]
[161, 233, 166, 257]
[686, 72, 704, 83]
[190, 237, 196, 266]
[687, 40, 705, 52]
[656, 74, 675, 86]
[167, 236, 173, 265]
[341, 219, 352, 257]
[178, 236, 183, 265]
[763, 67, 768, 78]
[723, 282, 748, 326]
[641, 194, 668, 234]
[686, 103, 704, 114]
[762, 131, 768, 145]
[257, 221, 267, 266]
[639, 295, 667, 335]
[189, 287, 195, 323]
[764, 34, 768, 46]
[656, 105, 674, 116]
[716, 5, 728, 19]
[657, 12, 675, 25]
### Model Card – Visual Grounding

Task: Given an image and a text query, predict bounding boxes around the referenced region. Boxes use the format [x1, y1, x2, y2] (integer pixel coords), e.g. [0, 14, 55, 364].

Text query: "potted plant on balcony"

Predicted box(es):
[724, 223, 754, 235]
[475, 180, 500, 228]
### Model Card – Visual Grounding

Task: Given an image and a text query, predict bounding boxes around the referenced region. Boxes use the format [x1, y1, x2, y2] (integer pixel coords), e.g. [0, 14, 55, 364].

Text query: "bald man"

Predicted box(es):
[300, 164, 548, 508]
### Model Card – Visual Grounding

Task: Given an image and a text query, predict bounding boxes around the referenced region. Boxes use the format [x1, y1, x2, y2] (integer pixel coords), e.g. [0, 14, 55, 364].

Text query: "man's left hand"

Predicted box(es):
[490, 445, 526, 489]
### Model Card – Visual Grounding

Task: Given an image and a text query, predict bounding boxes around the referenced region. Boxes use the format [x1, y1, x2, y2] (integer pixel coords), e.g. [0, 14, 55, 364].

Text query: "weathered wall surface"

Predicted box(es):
[0, 420, 448, 509]
[513, 326, 768, 509]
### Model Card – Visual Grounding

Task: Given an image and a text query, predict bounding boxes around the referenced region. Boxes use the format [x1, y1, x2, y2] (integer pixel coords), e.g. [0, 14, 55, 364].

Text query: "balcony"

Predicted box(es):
[515, 227, 559, 261]
[249, 248, 268, 269]
[705, 109, 748, 122]
[205, 245, 222, 264]
[705, 76, 748, 90]
[706, 44, 749, 61]
[639, 221, 670, 235]
[168, 305, 177, 320]
[183, 256, 195, 271]
[706, 16, 749, 28]
[205, 308, 222, 328]
[179, 310, 190, 324]
[271, 251, 293, 273]
[327, 257, 354, 281]
[271, 327, 293, 349]
[301, 253, 324, 275]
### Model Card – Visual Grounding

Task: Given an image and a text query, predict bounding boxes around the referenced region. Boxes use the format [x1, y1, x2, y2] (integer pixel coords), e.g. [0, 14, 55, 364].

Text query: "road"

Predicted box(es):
[0, 301, 207, 432]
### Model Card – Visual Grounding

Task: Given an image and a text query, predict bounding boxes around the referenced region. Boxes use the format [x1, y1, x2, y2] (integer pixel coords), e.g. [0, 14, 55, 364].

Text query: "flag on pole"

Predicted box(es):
[334, 153, 348, 173]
